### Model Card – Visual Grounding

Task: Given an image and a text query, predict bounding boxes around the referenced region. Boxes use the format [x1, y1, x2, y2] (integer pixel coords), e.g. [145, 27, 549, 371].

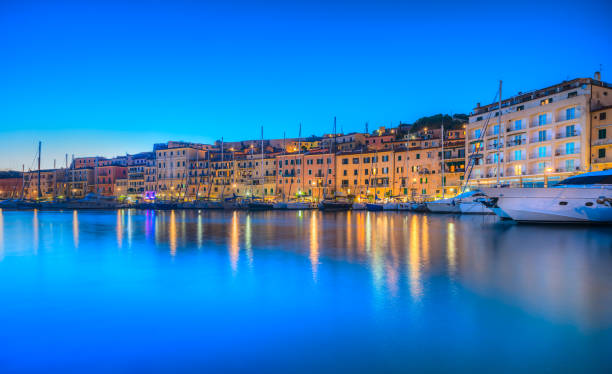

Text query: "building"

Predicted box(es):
[303, 150, 336, 200]
[155, 144, 206, 200]
[61, 168, 95, 198]
[276, 153, 304, 200]
[591, 106, 612, 170]
[23, 169, 63, 200]
[96, 165, 127, 196]
[466, 75, 612, 188]
[0, 171, 22, 199]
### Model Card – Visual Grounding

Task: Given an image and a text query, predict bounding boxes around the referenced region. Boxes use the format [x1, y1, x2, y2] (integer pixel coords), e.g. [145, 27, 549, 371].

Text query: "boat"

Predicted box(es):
[285, 201, 313, 210]
[365, 203, 384, 211]
[383, 202, 398, 210]
[273, 202, 287, 210]
[426, 197, 461, 213]
[396, 202, 412, 211]
[352, 202, 366, 210]
[247, 200, 274, 211]
[457, 191, 494, 215]
[411, 202, 428, 212]
[480, 170, 612, 223]
[318, 199, 352, 211]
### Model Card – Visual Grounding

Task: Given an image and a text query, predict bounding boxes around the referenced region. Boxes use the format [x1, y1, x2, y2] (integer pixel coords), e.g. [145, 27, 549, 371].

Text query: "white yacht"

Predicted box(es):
[426, 190, 493, 214]
[480, 170, 612, 223]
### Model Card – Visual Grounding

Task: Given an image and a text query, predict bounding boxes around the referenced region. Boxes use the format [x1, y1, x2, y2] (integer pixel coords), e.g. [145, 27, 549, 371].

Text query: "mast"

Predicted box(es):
[71, 154, 75, 198]
[299, 122, 303, 197]
[441, 117, 445, 199]
[37, 141, 41, 200]
[195, 150, 200, 200]
[497, 80, 502, 187]
[260, 126, 264, 199]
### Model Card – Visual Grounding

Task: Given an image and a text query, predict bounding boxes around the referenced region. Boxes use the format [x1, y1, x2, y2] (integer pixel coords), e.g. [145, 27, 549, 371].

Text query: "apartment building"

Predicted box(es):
[23, 169, 63, 200]
[61, 168, 95, 198]
[155, 145, 206, 200]
[276, 153, 304, 199]
[303, 150, 336, 200]
[96, 165, 127, 196]
[466, 76, 612, 187]
[591, 106, 612, 170]
[0, 172, 22, 199]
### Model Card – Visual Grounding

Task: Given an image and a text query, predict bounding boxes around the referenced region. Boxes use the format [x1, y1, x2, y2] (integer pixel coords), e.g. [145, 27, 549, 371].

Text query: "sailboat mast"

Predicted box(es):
[497, 80, 502, 187]
[441, 118, 445, 199]
[260, 126, 264, 198]
[37, 141, 41, 200]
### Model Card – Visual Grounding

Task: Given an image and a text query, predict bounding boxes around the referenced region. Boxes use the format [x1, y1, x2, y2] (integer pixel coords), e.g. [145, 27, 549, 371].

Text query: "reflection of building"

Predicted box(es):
[466, 75, 612, 188]
[591, 106, 611, 170]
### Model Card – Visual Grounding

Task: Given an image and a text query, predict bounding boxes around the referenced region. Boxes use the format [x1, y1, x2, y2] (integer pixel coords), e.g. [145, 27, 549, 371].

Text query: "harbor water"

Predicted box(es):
[0, 209, 611, 373]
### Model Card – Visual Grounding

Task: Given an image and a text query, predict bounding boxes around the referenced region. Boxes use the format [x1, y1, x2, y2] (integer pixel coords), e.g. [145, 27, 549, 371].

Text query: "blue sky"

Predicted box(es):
[1, 0, 610, 170]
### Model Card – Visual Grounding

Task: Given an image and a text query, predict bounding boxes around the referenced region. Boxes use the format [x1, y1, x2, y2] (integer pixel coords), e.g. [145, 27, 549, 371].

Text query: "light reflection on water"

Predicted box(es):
[0, 209, 611, 373]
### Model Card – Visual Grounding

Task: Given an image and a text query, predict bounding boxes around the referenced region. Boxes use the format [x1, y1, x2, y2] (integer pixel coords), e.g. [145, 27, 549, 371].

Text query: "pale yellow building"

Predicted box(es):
[466, 76, 612, 188]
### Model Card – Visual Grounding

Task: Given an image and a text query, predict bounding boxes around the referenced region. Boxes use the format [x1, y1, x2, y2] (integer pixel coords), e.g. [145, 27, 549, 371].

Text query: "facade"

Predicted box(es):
[96, 165, 127, 196]
[61, 168, 95, 198]
[23, 169, 64, 200]
[0, 173, 22, 199]
[155, 145, 206, 200]
[303, 150, 336, 200]
[466, 76, 612, 188]
[591, 106, 612, 170]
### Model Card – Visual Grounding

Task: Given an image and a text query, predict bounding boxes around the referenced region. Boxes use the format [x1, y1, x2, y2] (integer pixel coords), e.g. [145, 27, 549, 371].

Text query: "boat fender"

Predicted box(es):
[596, 196, 612, 207]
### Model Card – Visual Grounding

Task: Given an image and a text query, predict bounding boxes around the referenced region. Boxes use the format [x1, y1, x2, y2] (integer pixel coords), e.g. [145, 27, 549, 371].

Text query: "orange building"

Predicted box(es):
[96, 165, 127, 196]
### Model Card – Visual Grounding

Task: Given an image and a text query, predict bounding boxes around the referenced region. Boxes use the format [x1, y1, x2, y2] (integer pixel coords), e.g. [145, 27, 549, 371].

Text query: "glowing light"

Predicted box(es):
[309, 212, 319, 281]
[169, 210, 177, 256]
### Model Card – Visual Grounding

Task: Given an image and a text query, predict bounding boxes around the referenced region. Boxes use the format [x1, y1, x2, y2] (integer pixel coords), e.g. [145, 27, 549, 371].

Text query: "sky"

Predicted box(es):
[0, 0, 610, 170]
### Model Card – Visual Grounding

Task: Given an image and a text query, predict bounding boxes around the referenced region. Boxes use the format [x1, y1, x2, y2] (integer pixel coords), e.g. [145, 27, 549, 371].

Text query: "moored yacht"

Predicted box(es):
[480, 170, 612, 223]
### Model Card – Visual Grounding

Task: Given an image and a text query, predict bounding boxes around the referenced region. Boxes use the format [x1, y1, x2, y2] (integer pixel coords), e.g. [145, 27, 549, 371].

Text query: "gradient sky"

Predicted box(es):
[1, 0, 610, 170]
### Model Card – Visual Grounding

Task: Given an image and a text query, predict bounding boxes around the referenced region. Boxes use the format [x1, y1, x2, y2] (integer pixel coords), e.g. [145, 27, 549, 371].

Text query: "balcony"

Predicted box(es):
[506, 139, 527, 147]
[555, 131, 580, 139]
[554, 148, 581, 157]
[485, 158, 504, 165]
[530, 120, 551, 128]
[555, 166, 582, 173]
[529, 152, 551, 159]
[530, 136, 551, 143]
[592, 138, 612, 146]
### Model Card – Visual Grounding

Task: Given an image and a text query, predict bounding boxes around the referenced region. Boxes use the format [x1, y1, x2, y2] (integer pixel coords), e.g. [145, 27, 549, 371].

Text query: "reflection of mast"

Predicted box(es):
[441, 118, 445, 199]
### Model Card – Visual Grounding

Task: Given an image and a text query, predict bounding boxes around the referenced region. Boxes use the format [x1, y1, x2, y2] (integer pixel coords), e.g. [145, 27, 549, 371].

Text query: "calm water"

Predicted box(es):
[0, 209, 611, 373]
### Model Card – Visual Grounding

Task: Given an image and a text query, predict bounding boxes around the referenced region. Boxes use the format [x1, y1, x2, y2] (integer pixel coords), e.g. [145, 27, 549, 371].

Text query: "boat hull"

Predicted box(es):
[319, 201, 352, 211]
[426, 202, 461, 213]
[365, 203, 384, 211]
[458, 201, 493, 215]
[480, 187, 612, 223]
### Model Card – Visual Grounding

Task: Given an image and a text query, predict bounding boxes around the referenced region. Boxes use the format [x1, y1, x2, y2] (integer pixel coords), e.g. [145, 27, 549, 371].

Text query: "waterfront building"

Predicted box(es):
[97, 165, 127, 196]
[143, 158, 157, 200]
[61, 168, 95, 198]
[591, 106, 612, 170]
[0, 171, 22, 199]
[303, 150, 336, 200]
[276, 153, 304, 200]
[155, 144, 206, 200]
[23, 169, 62, 200]
[466, 75, 612, 188]
[114, 178, 128, 198]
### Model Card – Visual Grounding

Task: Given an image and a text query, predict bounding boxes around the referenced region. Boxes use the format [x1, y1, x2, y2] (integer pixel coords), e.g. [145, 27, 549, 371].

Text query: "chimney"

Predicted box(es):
[594, 71, 601, 81]
[476, 102, 480, 108]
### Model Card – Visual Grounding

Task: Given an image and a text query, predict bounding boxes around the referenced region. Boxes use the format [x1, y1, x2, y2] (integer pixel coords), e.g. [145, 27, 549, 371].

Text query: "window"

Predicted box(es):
[566, 125, 575, 137]
[514, 150, 522, 161]
[516, 105, 524, 111]
[601, 112, 607, 120]
[540, 98, 552, 105]
[514, 119, 522, 130]
[538, 114, 547, 126]
[353, 170, 358, 176]
[397, 155, 402, 161]
[566, 142, 575, 155]
[538, 147, 547, 158]
[493, 125, 499, 135]
[599, 129, 607, 139]
[352, 158, 359, 164]
[342, 159, 348, 165]
[343, 170, 347, 176]
[363, 157, 370, 163]
[416, 154, 420, 160]
[566, 107, 575, 120]
[565, 159, 574, 171]
[567, 91, 577, 98]
[382, 155, 389, 162]
[474, 129, 481, 139]
[538, 130, 546, 142]
[599, 148, 606, 158]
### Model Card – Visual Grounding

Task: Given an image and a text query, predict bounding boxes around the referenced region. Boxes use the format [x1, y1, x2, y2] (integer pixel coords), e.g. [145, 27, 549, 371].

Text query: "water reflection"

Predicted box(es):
[72, 210, 79, 249]
[230, 211, 239, 273]
[309, 212, 319, 281]
[4, 209, 611, 331]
